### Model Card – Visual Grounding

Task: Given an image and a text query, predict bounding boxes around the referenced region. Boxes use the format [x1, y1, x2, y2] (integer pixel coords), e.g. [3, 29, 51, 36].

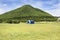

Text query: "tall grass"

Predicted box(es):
[0, 22, 60, 40]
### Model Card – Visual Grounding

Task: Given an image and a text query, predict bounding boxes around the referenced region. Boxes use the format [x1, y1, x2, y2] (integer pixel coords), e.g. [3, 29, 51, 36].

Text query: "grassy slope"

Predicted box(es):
[0, 22, 60, 40]
[0, 5, 52, 19]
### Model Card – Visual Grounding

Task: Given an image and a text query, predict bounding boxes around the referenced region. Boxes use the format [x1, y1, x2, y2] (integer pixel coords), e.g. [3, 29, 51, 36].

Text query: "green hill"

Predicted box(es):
[0, 5, 57, 22]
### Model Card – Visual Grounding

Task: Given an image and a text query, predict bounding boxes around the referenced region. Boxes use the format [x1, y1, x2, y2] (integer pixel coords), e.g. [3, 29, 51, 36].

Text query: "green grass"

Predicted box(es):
[0, 22, 60, 40]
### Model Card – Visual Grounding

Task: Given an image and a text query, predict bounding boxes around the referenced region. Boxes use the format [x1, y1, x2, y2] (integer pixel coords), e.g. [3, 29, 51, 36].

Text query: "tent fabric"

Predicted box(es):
[27, 20, 35, 24]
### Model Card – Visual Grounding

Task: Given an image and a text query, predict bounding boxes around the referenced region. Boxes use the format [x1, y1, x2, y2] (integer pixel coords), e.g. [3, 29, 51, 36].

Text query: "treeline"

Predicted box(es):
[0, 19, 20, 24]
[0, 16, 57, 24]
[13, 16, 57, 21]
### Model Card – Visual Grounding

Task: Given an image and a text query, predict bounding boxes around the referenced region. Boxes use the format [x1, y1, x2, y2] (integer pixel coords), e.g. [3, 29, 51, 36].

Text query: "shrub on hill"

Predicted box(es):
[0, 19, 3, 23]
[6, 20, 20, 24]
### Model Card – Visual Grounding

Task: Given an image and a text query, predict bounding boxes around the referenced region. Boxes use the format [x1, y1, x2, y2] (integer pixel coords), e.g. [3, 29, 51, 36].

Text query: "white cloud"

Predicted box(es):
[0, 9, 6, 14]
[3, 4, 7, 6]
[44, 3, 60, 17]
[30, 1, 43, 9]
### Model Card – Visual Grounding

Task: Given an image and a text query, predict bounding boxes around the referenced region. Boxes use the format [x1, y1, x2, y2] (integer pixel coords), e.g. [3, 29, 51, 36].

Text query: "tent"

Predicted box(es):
[27, 20, 35, 24]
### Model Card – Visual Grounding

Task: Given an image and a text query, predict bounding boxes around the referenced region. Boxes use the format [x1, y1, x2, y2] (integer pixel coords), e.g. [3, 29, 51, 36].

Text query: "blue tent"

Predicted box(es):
[27, 20, 35, 24]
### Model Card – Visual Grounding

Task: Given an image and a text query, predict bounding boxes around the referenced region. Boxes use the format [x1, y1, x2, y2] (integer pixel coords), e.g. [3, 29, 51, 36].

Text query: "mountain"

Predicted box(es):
[0, 5, 57, 22]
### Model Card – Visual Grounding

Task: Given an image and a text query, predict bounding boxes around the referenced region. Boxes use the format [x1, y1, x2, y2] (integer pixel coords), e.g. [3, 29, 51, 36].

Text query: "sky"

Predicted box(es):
[0, 0, 60, 17]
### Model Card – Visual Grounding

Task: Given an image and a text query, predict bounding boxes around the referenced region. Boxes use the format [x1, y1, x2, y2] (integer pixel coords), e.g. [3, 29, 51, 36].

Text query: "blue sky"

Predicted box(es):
[0, 0, 60, 16]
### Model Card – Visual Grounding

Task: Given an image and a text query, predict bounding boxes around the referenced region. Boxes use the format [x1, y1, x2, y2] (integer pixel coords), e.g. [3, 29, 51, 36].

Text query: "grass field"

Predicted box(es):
[0, 22, 60, 40]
